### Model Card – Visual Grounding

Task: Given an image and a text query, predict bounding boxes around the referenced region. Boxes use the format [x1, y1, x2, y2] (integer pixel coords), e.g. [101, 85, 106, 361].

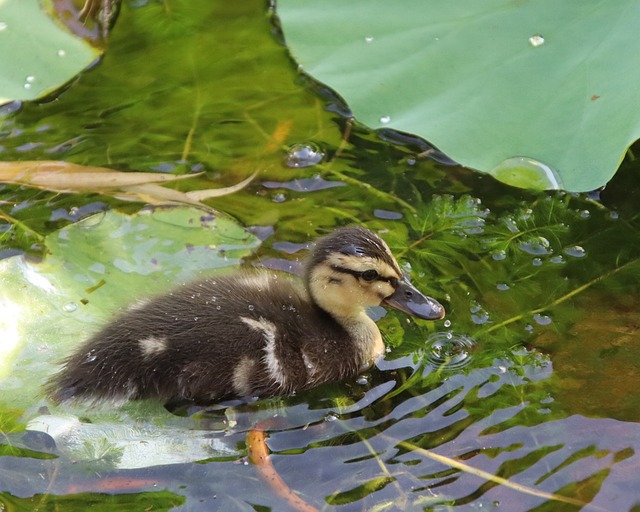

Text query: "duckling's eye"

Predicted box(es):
[361, 269, 379, 282]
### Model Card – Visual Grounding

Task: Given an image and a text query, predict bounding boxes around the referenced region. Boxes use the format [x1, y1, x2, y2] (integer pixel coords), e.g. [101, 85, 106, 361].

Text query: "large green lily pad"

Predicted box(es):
[0, 0, 101, 103]
[277, 0, 640, 191]
[0, 207, 260, 404]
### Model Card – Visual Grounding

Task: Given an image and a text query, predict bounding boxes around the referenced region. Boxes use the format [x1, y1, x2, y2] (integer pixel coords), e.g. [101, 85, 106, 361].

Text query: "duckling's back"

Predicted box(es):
[46, 271, 362, 405]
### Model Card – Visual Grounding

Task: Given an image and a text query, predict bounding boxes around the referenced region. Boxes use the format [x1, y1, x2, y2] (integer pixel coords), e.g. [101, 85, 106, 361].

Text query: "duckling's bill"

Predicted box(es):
[383, 277, 445, 320]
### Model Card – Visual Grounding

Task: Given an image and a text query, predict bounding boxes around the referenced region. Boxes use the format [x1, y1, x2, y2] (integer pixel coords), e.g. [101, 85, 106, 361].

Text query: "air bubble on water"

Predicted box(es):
[285, 143, 324, 168]
[63, 302, 78, 312]
[492, 250, 507, 261]
[356, 375, 369, 385]
[533, 313, 552, 325]
[564, 245, 586, 258]
[528, 34, 545, 47]
[469, 301, 490, 325]
[379, 115, 391, 124]
[324, 412, 339, 422]
[519, 236, 551, 255]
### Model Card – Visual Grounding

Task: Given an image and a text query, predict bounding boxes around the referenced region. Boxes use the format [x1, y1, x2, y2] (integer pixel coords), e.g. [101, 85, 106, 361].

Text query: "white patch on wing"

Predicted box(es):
[301, 351, 317, 381]
[139, 336, 168, 357]
[240, 316, 285, 386]
[232, 356, 256, 396]
[128, 298, 151, 311]
[237, 273, 274, 291]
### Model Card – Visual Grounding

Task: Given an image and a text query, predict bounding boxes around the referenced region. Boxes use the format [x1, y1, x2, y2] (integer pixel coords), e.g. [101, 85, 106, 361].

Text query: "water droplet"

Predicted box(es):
[85, 350, 97, 363]
[272, 193, 286, 203]
[364, 36, 374, 43]
[496, 283, 510, 291]
[23, 83, 31, 90]
[57, 49, 66, 57]
[443, 319, 451, 328]
[0, 22, 7, 31]
[533, 313, 552, 325]
[216, 305, 221, 310]
[285, 143, 324, 168]
[25, 76, 35, 83]
[379, 115, 391, 124]
[550, 255, 565, 264]
[564, 245, 586, 258]
[248, 305, 254, 311]
[423, 332, 477, 370]
[579, 209, 591, 219]
[528, 34, 545, 47]
[532, 258, 543, 267]
[609, 211, 619, 220]
[491, 156, 563, 190]
[63, 302, 77, 312]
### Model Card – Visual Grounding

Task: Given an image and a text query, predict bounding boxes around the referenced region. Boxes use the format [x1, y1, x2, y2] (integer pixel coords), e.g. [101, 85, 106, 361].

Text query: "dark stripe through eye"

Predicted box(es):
[331, 265, 396, 285]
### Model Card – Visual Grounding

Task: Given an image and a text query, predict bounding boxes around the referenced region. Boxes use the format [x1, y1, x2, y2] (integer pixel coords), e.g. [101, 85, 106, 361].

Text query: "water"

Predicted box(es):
[1, 1, 640, 510]
[423, 332, 477, 370]
[491, 156, 563, 190]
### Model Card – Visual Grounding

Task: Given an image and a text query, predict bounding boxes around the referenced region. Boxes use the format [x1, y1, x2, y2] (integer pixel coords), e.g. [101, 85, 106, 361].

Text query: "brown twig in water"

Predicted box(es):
[247, 429, 319, 512]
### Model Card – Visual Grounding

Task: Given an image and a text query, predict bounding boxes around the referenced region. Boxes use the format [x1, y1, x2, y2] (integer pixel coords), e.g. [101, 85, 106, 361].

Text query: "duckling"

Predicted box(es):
[46, 226, 445, 405]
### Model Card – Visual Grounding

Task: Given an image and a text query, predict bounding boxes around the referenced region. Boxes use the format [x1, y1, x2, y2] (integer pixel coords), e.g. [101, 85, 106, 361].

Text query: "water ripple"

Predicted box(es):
[423, 332, 477, 370]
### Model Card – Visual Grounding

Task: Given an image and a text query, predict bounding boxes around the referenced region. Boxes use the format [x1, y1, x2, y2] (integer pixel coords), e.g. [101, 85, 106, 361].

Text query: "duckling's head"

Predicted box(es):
[305, 226, 445, 322]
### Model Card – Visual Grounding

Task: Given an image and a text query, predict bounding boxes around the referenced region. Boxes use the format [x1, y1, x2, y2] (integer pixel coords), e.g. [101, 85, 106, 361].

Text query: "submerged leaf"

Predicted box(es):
[0, 160, 255, 208]
[0, 160, 198, 192]
[0, 206, 260, 403]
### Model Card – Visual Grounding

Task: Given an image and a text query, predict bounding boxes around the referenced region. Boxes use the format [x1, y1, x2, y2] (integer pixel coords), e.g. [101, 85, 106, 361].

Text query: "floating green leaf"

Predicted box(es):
[277, 0, 640, 191]
[0, 0, 101, 103]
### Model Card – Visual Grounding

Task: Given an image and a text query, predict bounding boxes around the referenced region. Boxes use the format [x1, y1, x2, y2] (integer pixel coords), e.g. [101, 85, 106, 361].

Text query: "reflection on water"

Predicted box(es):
[5, 347, 637, 511]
